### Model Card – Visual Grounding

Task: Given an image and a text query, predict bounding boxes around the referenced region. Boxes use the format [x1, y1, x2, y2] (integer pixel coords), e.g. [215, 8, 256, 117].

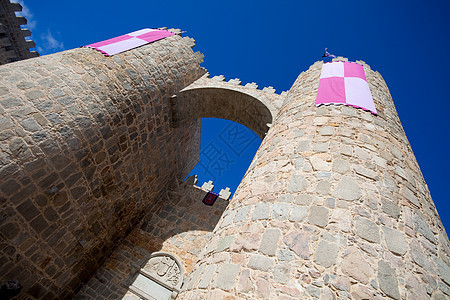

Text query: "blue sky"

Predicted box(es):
[17, 1, 450, 230]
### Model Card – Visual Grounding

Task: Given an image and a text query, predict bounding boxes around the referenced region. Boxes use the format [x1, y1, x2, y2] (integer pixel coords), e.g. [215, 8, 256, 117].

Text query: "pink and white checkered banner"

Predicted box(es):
[316, 61, 377, 115]
[84, 28, 174, 56]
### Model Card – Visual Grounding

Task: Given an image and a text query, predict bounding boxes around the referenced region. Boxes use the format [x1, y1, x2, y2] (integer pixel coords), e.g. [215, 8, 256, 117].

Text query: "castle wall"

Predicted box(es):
[179, 59, 450, 299]
[0, 35, 204, 299]
[75, 181, 229, 299]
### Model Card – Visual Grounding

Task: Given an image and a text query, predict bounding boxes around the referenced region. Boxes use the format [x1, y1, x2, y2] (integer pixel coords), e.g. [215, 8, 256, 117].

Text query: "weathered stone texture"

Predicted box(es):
[0, 33, 204, 298]
[1, 31, 449, 299]
[76, 182, 229, 299]
[179, 59, 450, 300]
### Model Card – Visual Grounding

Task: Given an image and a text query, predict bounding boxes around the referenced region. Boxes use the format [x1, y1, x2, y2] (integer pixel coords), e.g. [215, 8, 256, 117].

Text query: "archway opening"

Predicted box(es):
[186, 118, 262, 197]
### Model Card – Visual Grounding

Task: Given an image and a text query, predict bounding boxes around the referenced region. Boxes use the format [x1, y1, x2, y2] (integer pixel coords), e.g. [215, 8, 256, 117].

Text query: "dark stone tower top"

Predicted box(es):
[0, 0, 38, 65]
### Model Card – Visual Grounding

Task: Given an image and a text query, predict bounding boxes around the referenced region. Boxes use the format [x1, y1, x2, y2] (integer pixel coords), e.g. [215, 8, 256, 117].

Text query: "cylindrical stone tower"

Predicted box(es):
[0, 33, 204, 298]
[179, 59, 450, 299]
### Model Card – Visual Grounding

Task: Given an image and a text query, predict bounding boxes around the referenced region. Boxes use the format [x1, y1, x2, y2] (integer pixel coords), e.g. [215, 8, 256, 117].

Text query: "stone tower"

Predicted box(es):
[0, 28, 449, 299]
[0, 0, 39, 65]
[176, 58, 450, 299]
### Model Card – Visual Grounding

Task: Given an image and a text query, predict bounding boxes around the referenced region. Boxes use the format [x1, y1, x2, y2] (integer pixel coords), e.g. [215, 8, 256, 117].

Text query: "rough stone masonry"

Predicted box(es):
[178, 58, 450, 300]
[0, 27, 449, 300]
[0, 32, 204, 298]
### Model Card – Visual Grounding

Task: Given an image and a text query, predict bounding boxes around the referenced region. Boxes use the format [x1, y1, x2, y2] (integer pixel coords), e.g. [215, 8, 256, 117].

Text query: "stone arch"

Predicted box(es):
[171, 75, 284, 139]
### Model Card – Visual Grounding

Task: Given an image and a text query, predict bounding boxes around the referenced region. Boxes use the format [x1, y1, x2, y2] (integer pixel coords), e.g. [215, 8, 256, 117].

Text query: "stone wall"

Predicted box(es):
[75, 180, 229, 299]
[179, 59, 450, 299]
[0, 34, 204, 298]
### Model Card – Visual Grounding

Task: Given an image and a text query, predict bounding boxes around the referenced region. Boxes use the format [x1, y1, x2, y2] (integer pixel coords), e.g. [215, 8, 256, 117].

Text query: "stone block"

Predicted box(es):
[314, 240, 338, 268]
[198, 265, 216, 288]
[297, 140, 311, 151]
[324, 197, 335, 208]
[272, 203, 290, 220]
[19, 118, 42, 132]
[312, 142, 328, 152]
[401, 186, 420, 207]
[0, 117, 14, 130]
[308, 206, 329, 228]
[378, 260, 400, 300]
[340, 145, 352, 156]
[310, 156, 330, 171]
[382, 226, 407, 255]
[316, 180, 331, 195]
[332, 176, 361, 201]
[201, 180, 214, 192]
[219, 187, 231, 200]
[220, 211, 235, 228]
[0, 222, 19, 240]
[283, 231, 310, 259]
[289, 205, 308, 222]
[252, 202, 270, 220]
[293, 157, 305, 169]
[354, 166, 378, 181]
[16, 199, 40, 221]
[273, 263, 290, 284]
[214, 264, 240, 290]
[356, 217, 380, 243]
[0, 97, 23, 108]
[0, 86, 9, 96]
[256, 277, 270, 298]
[381, 199, 400, 219]
[295, 194, 312, 206]
[1, 179, 21, 196]
[259, 228, 281, 256]
[278, 194, 294, 203]
[306, 285, 321, 298]
[319, 126, 334, 136]
[234, 206, 250, 223]
[331, 275, 350, 291]
[432, 291, 447, 300]
[277, 248, 295, 262]
[237, 269, 251, 293]
[247, 254, 274, 271]
[25, 90, 44, 100]
[434, 257, 450, 286]
[406, 275, 429, 299]
[45, 113, 63, 125]
[340, 247, 372, 284]
[409, 240, 431, 270]
[413, 212, 436, 243]
[438, 280, 450, 296]
[287, 175, 308, 192]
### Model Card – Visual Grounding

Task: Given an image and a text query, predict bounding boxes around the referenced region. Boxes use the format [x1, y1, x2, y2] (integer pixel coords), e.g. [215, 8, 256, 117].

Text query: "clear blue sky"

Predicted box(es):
[18, 1, 450, 230]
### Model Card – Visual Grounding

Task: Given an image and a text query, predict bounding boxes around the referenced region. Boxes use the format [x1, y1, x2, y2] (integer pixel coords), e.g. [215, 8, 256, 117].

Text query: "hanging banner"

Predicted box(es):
[316, 61, 377, 115]
[202, 192, 219, 206]
[84, 28, 174, 56]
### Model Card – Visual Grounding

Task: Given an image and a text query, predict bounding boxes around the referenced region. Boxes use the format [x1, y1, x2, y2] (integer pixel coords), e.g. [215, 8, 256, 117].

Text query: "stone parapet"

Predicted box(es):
[0, 34, 204, 298]
[172, 73, 286, 139]
[179, 60, 450, 299]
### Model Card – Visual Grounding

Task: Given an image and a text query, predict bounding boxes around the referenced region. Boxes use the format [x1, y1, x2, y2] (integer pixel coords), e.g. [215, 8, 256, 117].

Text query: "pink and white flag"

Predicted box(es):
[84, 28, 174, 56]
[316, 61, 377, 115]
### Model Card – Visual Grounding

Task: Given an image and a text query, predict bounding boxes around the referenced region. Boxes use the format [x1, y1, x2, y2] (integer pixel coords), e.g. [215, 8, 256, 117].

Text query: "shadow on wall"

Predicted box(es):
[75, 179, 229, 299]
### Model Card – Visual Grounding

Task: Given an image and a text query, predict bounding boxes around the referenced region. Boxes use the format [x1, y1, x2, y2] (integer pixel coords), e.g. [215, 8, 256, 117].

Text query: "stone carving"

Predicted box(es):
[142, 253, 184, 291]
